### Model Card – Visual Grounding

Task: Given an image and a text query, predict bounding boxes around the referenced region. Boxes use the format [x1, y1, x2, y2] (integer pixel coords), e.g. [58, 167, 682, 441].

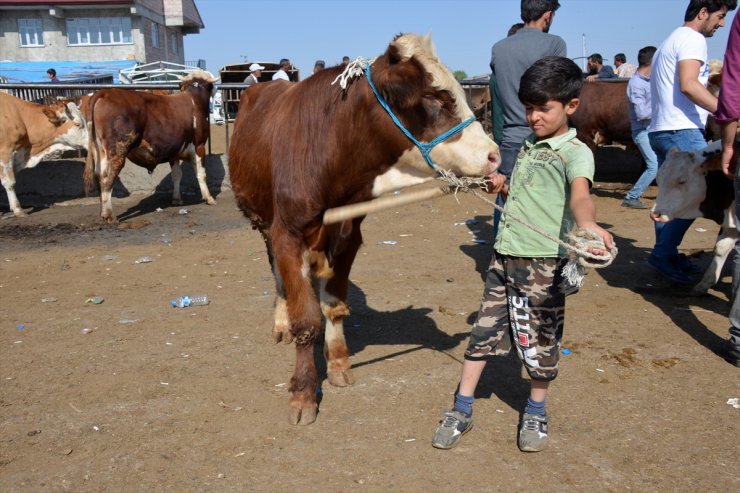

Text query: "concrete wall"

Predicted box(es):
[0, 154, 230, 209]
[0, 1, 191, 65]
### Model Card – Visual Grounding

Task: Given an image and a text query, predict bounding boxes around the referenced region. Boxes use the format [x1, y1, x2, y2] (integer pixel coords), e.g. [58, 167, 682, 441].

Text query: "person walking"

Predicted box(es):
[622, 46, 659, 209]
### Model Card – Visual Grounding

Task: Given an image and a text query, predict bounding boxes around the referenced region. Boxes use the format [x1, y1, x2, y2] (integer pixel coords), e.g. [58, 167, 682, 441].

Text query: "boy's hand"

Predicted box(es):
[485, 172, 508, 196]
[579, 221, 614, 254]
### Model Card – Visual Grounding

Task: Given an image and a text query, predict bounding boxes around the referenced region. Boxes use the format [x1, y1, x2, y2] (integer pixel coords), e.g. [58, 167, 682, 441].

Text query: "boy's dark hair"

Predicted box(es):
[521, 0, 561, 23]
[684, 0, 737, 21]
[47, 68, 56, 76]
[637, 46, 657, 67]
[518, 56, 583, 105]
[614, 53, 627, 64]
[588, 53, 603, 65]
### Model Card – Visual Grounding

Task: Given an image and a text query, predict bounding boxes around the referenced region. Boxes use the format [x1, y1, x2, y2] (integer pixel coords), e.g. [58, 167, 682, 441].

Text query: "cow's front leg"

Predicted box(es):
[194, 149, 216, 205]
[275, 229, 322, 425]
[170, 160, 183, 205]
[1, 157, 25, 217]
[692, 226, 738, 295]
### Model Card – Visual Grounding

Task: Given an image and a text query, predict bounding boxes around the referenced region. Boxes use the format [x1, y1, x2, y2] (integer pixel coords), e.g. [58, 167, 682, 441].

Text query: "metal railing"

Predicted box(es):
[1, 75, 113, 103]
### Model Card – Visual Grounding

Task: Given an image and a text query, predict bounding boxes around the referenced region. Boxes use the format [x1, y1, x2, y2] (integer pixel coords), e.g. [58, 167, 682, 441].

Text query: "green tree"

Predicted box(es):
[453, 70, 468, 81]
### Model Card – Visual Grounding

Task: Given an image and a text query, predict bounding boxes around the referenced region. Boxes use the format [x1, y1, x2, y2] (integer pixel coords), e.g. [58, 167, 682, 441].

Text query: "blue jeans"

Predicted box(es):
[492, 142, 521, 240]
[625, 128, 658, 200]
[648, 129, 707, 259]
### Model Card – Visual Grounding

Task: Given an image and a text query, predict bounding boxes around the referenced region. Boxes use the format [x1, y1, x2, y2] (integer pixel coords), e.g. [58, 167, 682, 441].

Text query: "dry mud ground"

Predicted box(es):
[0, 145, 739, 492]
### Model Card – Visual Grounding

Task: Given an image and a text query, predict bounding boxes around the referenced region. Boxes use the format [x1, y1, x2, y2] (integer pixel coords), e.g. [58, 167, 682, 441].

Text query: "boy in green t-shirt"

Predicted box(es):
[432, 56, 614, 453]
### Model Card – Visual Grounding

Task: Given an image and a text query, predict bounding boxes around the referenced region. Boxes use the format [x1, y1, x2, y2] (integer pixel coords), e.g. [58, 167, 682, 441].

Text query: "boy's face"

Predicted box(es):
[524, 98, 580, 141]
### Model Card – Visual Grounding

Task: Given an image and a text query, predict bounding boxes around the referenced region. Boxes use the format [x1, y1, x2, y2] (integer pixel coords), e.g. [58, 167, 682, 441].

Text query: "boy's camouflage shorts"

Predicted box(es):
[465, 251, 569, 381]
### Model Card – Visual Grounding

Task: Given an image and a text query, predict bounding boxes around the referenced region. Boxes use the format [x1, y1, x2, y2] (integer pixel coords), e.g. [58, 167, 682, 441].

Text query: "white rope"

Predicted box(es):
[437, 174, 617, 290]
[331, 57, 375, 90]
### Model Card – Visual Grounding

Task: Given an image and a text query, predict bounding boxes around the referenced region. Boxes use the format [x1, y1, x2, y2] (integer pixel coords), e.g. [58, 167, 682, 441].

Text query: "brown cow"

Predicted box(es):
[84, 71, 217, 222]
[0, 92, 87, 217]
[229, 34, 500, 425]
[569, 79, 632, 152]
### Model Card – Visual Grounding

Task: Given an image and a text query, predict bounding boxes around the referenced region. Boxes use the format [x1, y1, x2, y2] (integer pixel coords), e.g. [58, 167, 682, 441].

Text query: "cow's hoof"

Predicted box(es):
[13, 210, 28, 218]
[172, 198, 183, 206]
[103, 216, 118, 225]
[289, 402, 317, 425]
[327, 368, 355, 387]
[689, 287, 709, 297]
[273, 326, 294, 344]
[206, 197, 217, 205]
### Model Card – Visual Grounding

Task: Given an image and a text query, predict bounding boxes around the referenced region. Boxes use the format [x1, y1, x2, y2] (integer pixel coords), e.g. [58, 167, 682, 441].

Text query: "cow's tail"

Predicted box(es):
[83, 93, 99, 194]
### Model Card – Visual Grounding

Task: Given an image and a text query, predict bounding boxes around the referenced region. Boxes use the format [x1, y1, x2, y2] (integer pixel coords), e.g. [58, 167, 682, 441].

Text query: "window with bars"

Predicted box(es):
[66, 17, 132, 46]
[151, 22, 159, 48]
[18, 18, 44, 47]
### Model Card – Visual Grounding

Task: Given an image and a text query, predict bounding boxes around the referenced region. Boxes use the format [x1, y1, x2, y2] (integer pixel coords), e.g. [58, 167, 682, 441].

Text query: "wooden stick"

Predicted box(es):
[323, 187, 446, 224]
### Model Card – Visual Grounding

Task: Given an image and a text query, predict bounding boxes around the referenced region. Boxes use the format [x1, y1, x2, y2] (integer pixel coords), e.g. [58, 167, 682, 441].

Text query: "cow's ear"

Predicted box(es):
[42, 107, 65, 126]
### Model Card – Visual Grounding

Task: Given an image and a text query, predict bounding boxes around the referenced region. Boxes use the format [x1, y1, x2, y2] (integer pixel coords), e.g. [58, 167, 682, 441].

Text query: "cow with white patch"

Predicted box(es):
[84, 70, 217, 223]
[652, 139, 738, 294]
[228, 34, 500, 425]
[0, 92, 87, 217]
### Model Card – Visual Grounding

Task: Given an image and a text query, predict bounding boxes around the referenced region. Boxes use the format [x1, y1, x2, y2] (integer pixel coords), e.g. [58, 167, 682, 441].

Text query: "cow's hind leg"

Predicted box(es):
[1, 152, 26, 217]
[170, 160, 183, 205]
[320, 225, 363, 387]
[98, 150, 123, 223]
[274, 227, 322, 425]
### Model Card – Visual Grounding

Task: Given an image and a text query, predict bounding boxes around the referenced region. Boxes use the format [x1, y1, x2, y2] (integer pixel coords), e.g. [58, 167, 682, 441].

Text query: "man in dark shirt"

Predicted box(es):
[489, 0, 566, 237]
[585, 53, 617, 81]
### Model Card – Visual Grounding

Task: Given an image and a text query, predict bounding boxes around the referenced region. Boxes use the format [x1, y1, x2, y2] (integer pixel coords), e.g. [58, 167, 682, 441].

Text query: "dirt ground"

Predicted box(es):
[1, 139, 739, 492]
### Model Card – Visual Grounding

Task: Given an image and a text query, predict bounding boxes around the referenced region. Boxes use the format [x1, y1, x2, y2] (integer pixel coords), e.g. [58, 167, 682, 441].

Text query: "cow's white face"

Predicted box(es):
[54, 102, 88, 149]
[652, 144, 721, 222]
[371, 33, 500, 196]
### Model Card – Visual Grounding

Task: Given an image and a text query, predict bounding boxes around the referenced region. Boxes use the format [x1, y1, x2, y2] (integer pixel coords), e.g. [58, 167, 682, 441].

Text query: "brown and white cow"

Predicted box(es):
[84, 71, 217, 222]
[569, 79, 632, 152]
[652, 139, 738, 294]
[229, 34, 500, 425]
[0, 92, 87, 217]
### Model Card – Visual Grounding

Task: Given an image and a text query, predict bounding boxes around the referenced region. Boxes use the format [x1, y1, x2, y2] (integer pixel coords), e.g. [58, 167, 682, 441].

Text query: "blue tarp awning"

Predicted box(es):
[0, 59, 139, 83]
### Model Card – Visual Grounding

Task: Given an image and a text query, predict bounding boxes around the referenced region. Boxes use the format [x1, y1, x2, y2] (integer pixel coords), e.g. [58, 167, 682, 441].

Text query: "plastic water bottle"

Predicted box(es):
[171, 294, 209, 308]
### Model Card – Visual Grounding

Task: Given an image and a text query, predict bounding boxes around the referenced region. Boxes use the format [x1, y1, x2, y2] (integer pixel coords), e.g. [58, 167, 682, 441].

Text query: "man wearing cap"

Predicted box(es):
[244, 63, 264, 88]
[313, 60, 326, 75]
[272, 59, 291, 81]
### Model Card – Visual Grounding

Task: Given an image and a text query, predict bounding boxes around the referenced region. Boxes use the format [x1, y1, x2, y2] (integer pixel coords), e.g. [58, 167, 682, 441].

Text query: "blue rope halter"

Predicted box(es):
[364, 63, 475, 174]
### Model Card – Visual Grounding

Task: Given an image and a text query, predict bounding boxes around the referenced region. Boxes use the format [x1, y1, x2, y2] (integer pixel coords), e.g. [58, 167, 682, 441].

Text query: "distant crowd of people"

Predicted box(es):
[242, 55, 351, 85]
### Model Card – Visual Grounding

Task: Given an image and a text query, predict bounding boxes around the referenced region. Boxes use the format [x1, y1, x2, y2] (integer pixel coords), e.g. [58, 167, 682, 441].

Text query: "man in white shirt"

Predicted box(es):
[244, 63, 264, 88]
[614, 53, 637, 78]
[272, 59, 291, 81]
[647, 0, 736, 284]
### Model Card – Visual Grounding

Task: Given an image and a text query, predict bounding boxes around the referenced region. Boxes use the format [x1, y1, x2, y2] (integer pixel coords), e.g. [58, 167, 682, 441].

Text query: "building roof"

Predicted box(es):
[0, 0, 133, 6]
